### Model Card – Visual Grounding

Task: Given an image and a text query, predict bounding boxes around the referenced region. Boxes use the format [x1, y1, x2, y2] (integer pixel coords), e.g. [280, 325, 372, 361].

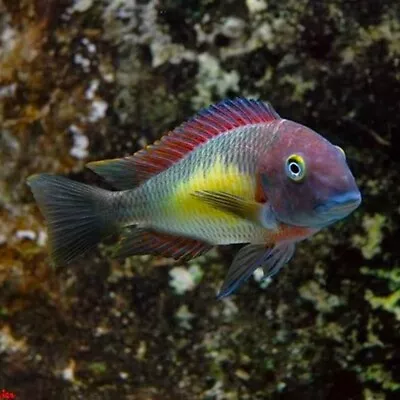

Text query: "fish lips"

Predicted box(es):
[271, 191, 362, 229]
[314, 191, 362, 223]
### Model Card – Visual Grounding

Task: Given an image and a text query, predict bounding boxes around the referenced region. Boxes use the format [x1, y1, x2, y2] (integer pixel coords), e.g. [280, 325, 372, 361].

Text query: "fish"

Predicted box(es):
[27, 98, 362, 299]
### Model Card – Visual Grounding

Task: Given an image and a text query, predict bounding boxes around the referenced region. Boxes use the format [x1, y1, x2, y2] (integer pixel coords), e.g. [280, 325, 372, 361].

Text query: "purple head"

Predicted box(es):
[258, 120, 361, 229]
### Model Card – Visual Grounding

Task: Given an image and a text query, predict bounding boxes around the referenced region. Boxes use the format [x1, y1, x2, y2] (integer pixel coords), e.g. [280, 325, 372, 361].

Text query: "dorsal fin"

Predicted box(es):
[87, 98, 280, 190]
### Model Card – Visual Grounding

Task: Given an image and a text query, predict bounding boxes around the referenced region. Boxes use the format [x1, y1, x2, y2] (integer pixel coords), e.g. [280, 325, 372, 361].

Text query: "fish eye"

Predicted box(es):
[335, 145, 346, 158]
[285, 154, 306, 182]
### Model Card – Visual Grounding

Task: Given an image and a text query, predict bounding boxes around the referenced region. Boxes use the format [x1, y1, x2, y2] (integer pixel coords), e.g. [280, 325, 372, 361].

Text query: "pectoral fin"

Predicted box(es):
[192, 190, 262, 223]
[217, 242, 296, 299]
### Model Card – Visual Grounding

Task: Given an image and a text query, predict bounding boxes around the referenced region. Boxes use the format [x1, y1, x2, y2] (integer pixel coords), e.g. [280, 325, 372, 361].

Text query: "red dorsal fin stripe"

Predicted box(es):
[87, 98, 280, 190]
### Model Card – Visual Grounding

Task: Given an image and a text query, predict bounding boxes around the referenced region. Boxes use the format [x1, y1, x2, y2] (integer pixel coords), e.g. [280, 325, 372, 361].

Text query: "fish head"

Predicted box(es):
[259, 120, 361, 229]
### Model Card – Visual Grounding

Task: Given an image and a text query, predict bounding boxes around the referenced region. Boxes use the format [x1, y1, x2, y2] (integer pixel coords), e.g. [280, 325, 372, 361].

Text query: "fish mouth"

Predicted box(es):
[314, 191, 362, 219]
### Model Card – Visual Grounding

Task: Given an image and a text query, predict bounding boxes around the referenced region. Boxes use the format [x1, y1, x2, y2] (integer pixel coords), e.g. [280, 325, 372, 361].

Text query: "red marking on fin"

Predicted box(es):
[114, 227, 213, 261]
[88, 98, 280, 189]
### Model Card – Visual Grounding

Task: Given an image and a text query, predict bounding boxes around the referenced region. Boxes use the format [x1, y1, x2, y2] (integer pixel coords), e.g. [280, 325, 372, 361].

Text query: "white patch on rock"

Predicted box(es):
[72, 0, 93, 13]
[85, 79, 100, 100]
[253, 267, 273, 289]
[73, 53, 91, 71]
[192, 53, 240, 109]
[69, 124, 89, 159]
[37, 230, 48, 247]
[169, 265, 203, 295]
[246, 0, 267, 14]
[0, 326, 27, 354]
[81, 37, 96, 53]
[253, 268, 264, 282]
[221, 17, 246, 39]
[169, 267, 195, 295]
[88, 100, 108, 122]
[15, 230, 36, 241]
[175, 305, 195, 330]
[119, 371, 129, 380]
[0, 83, 17, 98]
[0, 26, 17, 54]
[61, 359, 76, 382]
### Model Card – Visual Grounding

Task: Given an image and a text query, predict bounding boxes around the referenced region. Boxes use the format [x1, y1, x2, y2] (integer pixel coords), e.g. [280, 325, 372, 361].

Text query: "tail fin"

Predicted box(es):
[27, 173, 117, 265]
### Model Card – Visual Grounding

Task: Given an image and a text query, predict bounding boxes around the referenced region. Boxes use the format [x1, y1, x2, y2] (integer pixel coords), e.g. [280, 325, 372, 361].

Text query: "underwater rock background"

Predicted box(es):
[0, 0, 399, 398]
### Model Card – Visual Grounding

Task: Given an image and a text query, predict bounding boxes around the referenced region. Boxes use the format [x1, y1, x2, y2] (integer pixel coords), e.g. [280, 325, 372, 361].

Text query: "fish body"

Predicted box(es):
[114, 123, 271, 244]
[28, 98, 361, 298]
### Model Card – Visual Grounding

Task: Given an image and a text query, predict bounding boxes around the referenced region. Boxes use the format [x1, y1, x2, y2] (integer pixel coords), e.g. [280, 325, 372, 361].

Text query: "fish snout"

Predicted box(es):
[314, 191, 362, 220]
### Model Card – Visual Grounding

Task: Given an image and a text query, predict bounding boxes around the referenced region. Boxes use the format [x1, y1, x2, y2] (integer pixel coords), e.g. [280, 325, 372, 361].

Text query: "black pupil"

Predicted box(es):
[289, 162, 300, 175]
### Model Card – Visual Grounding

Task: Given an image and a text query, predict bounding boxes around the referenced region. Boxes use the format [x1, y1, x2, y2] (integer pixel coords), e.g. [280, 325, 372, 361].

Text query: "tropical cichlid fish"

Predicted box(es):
[28, 98, 361, 299]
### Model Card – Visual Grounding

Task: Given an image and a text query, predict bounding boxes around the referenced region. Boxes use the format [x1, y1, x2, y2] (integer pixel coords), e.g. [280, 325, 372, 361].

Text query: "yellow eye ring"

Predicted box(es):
[335, 145, 346, 158]
[285, 154, 306, 182]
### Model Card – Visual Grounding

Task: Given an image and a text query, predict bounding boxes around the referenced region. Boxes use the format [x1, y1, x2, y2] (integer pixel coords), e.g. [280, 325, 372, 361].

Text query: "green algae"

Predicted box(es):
[363, 388, 386, 400]
[352, 214, 387, 260]
[88, 361, 108, 376]
[362, 266, 400, 291]
[360, 364, 400, 392]
[362, 266, 400, 321]
[365, 290, 400, 321]
[299, 280, 343, 313]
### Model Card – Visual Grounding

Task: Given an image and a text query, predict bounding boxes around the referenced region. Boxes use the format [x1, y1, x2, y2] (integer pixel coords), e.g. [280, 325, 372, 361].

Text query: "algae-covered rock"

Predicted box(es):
[0, 0, 399, 399]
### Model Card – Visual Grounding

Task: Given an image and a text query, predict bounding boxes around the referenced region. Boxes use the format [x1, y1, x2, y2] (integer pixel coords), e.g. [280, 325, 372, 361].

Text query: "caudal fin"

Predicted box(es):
[27, 173, 117, 265]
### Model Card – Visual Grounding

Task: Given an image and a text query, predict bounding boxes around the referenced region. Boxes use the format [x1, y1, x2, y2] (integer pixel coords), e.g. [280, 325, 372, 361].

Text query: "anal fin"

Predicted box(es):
[113, 226, 213, 261]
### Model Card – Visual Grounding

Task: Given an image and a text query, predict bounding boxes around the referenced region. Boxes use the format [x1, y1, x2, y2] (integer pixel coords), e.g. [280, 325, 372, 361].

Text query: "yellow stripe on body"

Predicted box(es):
[168, 158, 256, 226]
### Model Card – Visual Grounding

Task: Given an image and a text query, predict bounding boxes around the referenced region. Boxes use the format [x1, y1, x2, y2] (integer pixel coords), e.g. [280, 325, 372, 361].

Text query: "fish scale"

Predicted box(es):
[118, 123, 272, 244]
